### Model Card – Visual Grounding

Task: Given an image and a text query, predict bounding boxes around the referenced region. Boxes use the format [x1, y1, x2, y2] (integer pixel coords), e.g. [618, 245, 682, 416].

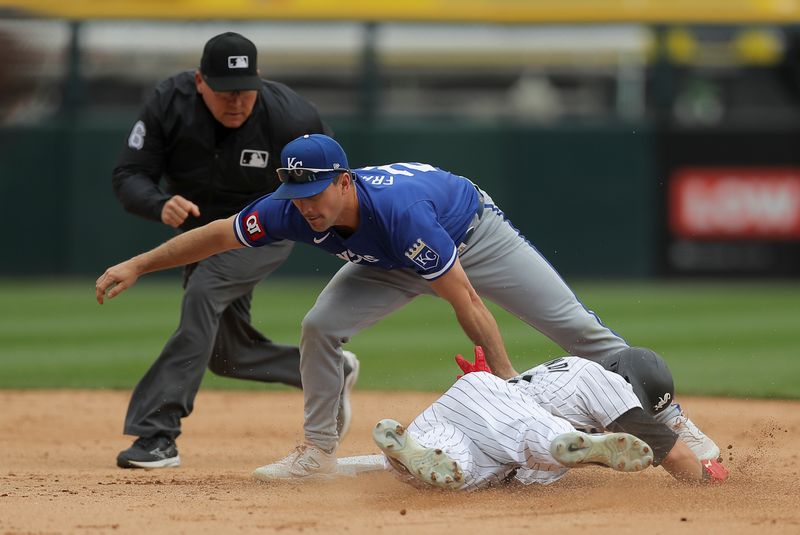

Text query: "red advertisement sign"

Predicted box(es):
[669, 168, 800, 240]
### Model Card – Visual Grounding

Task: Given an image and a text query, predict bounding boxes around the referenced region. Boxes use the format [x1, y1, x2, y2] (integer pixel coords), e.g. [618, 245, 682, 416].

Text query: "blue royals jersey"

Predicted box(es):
[233, 163, 480, 280]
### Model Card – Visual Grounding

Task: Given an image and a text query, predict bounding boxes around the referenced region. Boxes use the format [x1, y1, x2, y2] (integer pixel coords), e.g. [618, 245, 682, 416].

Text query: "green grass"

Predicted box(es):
[0, 277, 798, 398]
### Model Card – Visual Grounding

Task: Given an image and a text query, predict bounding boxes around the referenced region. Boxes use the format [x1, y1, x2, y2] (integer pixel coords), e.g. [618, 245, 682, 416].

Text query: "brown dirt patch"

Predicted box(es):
[1, 390, 798, 534]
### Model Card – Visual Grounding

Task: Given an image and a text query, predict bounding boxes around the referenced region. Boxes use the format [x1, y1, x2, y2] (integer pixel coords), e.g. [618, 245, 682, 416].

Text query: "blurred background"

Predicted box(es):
[0, 1, 798, 396]
[2, 0, 800, 279]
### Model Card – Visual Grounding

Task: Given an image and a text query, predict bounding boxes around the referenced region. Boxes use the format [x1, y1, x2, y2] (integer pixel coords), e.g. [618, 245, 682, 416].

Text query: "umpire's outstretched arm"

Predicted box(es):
[95, 216, 241, 304]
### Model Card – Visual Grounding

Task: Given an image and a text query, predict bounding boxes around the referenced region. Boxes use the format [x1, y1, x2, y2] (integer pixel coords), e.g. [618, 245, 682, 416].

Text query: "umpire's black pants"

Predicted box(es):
[123, 241, 301, 440]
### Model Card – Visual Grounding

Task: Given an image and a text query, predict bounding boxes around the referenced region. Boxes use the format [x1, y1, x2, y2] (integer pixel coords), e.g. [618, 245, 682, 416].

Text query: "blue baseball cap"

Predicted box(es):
[273, 134, 350, 200]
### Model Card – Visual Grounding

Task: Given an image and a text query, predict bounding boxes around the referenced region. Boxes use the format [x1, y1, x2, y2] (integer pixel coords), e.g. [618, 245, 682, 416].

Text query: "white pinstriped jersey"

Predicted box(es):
[393, 357, 642, 491]
[510, 356, 641, 430]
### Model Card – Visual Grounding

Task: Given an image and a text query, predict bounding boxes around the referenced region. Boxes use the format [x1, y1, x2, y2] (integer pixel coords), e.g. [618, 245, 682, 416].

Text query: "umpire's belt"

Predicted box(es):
[457, 186, 485, 255]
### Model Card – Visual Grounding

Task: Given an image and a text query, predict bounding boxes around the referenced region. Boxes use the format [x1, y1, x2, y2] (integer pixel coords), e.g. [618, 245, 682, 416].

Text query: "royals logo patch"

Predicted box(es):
[405, 239, 440, 270]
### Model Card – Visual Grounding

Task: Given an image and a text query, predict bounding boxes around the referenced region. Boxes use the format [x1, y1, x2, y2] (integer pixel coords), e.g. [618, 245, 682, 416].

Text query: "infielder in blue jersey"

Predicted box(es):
[96, 134, 720, 479]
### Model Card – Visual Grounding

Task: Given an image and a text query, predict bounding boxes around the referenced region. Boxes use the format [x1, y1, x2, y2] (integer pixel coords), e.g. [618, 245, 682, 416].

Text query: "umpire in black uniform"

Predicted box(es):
[112, 32, 359, 469]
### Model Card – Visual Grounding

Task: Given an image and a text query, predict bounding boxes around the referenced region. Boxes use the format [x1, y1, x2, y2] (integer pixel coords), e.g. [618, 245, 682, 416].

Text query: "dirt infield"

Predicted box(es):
[1, 390, 798, 535]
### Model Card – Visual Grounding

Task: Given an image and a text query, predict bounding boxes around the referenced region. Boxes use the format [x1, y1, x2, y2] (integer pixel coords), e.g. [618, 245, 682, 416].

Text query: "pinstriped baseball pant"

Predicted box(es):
[405, 372, 575, 490]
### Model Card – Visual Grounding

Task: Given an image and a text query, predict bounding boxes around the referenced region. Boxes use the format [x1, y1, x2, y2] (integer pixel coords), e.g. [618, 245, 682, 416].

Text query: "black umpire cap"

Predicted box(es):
[200, 32, 261, 92]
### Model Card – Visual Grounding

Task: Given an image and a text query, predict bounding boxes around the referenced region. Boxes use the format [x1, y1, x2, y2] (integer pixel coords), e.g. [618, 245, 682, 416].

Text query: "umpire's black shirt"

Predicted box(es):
[113, 71, 328, 231]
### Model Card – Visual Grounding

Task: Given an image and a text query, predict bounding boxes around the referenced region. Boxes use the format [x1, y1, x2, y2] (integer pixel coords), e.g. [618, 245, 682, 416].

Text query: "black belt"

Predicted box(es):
[458, 187, 485, 254]
[507, 375, 532, 384]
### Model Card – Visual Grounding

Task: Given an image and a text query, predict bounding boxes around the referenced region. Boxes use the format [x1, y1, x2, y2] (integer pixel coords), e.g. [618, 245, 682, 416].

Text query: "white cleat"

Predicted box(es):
[372, 419, 464, 489]
[550, 431, 654, 472]
[656, 403, 720, 461]
[252, 443, 337, 481]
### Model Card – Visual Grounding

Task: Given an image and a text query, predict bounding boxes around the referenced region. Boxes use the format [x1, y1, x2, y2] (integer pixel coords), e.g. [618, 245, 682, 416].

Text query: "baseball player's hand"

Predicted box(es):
[95, 261, 141, 304]
[701, 459, 729, 483]
[161, 195, 200, 228]
[455, 346, 493, 378]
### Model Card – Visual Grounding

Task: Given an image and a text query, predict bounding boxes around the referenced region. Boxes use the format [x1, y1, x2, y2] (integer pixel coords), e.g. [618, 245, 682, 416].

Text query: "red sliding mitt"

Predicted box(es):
[455, 346, 493, 378]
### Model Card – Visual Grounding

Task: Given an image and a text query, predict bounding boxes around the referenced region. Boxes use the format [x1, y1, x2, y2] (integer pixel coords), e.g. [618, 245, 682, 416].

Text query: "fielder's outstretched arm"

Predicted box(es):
[606, 408, 728, 483]
[429, 258, 518, 379]
[660, 439, 728, 483]
[659, 439, 705, 481]
[96, 216, 242, 304]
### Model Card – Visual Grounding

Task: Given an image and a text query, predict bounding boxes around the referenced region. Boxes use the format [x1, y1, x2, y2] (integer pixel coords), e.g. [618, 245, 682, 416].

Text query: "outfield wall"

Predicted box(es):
[0, 120, 659, 278]
[4, 119, 799, 278]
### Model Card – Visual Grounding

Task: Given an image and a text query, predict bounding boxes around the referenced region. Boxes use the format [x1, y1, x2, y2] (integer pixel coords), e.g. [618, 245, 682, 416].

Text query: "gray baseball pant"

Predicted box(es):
[124, 241, 301, 440]
[299, 188, 629, 451]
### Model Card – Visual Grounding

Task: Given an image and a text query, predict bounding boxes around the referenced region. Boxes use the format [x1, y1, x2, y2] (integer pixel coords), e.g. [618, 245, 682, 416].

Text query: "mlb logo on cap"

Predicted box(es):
[200, 32, 261, 91]
[228, 56, 249, 69]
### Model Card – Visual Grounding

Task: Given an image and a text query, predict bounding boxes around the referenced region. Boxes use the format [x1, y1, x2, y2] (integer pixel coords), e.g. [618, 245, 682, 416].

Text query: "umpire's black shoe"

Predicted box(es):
[117, 435, 180, 469]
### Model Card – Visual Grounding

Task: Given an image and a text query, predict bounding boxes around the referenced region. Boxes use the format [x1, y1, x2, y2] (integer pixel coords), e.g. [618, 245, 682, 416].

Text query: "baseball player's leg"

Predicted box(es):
[207, 244, 362, 438]
[549, 431, 654, 472]
[206, 243, 302, 387]
[406, 411, 530, 490]
[460, 191, 627, 360]
[421, 372, 574, 484]
[373, 418, 471, 490]
[254, 264, 430, 479]
[301, 264, 430, 449]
